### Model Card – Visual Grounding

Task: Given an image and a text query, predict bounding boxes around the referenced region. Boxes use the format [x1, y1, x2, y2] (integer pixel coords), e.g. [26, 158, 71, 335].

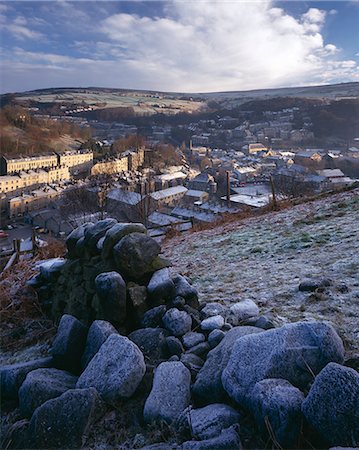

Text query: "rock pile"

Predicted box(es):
[1, 220, 358, 449]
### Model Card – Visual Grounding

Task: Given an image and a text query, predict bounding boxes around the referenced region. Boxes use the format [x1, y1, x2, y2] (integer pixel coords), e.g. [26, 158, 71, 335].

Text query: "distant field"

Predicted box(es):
[197, 82, 359, 107]
[16, 90, 204, 115]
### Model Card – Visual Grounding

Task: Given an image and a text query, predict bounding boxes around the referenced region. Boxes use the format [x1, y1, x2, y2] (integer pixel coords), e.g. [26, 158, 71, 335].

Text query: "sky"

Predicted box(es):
[0, 0, 359, 94]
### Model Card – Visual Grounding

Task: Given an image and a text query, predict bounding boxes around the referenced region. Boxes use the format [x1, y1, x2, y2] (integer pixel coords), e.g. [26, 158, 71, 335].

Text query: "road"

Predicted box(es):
[0, 225, 33, 251]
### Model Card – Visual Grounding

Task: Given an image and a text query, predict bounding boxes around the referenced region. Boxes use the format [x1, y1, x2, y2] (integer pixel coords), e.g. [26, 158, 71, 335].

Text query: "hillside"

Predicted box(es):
[1, 189, 358, 449]
[4, 82, 359, 113]
[163, 188, 359, 358]
[0, 106, 89, 156]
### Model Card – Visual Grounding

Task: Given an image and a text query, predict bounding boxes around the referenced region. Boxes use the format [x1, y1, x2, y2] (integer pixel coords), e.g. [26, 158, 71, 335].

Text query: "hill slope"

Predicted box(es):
[163, 189, 359, 358]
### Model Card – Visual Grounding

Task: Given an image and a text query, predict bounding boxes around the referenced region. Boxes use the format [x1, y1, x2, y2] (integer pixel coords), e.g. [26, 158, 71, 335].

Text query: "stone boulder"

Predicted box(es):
[226, 299, 259, 326]
[76, 334, 146, 405]
[187, 342, 211, 359]
[81, 320, 118, 369]
[144, 361, 191, 424]
[28, 388, 105, 449]
[66, 223, 93, 258]
[182, 332, 205, 349]
[166, 336, 185, 357]
[37, 258, 66, 283]
[18, 368, 78, 418]
[147, 268, 175, 304]
[51, 314, 88, 374]
[113, 233, 161, 280]
[222, 321, 345, 408]
[183, 403, 240, 440]
[192, 326, 263, 405]
[182, 425, 242, 450]
[201, 315, 224, 331]
[102, 222, 147, 259]
[302, 362, 359, 447]
[128, 328, 168, 365]
[299, 278, 331, 292]
[0, 357, 52, 400]
[200, 303, 226, 319]
[141, 305, 166, 328]
[208, 330, 225, 349]
[172, 275, 199, 309]
[163, 308, 192, 337]
[94, 271, 126, 325]
[127, 282, 148, 323]
[83, 219, 117, 254]
[249, 378, 304, 448]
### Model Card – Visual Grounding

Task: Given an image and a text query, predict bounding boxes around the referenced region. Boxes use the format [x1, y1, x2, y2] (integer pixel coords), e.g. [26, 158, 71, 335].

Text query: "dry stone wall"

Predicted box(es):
[1, 218, 358, 450]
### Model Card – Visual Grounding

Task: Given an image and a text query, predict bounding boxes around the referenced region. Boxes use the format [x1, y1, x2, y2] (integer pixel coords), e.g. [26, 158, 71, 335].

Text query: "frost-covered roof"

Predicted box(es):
[150, 186, 188, 200]
[107, 188, 142, 205]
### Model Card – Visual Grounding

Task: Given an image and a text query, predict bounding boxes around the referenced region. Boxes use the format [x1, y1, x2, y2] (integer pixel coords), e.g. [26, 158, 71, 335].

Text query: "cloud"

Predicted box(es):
[5, 23, 44, 40]
[96, 1, 358, 91]
[1, 1, 358, 93]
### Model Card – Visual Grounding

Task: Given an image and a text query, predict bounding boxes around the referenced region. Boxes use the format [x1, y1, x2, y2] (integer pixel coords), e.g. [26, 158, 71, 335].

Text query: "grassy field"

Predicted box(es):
[17, 90, 204, 115]
[163, 189, 359, 358]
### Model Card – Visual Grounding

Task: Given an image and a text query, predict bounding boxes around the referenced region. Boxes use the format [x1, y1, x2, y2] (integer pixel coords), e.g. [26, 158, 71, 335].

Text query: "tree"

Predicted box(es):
[273, 174, 318, 198]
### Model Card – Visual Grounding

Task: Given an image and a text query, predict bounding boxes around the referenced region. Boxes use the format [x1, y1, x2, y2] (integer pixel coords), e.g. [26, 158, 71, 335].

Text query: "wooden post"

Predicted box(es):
[15, 239, 21, 262]
[32, 229, 36, 254]
[226, 171, 231, 206]
[270, 176, 277, 210]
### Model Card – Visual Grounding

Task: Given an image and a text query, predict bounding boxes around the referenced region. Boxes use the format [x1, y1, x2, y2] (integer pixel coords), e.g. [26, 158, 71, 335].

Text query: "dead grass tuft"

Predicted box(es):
[0, 238, 65, 352]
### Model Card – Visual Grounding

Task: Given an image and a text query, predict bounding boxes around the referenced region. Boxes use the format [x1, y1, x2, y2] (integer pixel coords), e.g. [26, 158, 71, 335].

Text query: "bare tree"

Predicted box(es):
[273, 174, 318, 198]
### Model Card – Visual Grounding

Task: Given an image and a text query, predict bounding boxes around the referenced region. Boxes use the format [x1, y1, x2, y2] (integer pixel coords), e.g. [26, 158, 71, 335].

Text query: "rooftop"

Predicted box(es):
[107, 188, 142, 205]
[150, 186, 188, 200]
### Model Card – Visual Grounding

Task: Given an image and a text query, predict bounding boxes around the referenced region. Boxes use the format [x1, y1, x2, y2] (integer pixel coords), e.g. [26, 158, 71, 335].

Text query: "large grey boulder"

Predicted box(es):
[66, 223, 93, 258]
[226, 299, 259, 326]
[173, 275, 199, 308]
[222, 321, 345, 408]
[144, 361, 191, 424]
[28, 388, 105, 449]
[201, 315, 224, 331]
[147, 268, 175, 304]
[141, 305, 166, 328]
[38, 258, 66, 282]
[113, 233, 161, 280]
[200, 303, 226, 319]
[83, 218, 117, 254]
[95, 271, 126, 325]
[187, 342, 211, 359]
[102, 222, 147, 259]
[249, 378, 304, 448]
[166, 336, 185, 357]
[182, 332, 205, 349]
[302, 362, 359, 447]
[127, 282, 148, 322]
[51, 314, 88, 374]
[128, 328, 168, 365]
[183, 403, 240, 440]
[182, 425, 242, 450]
[181, 353, 205, 376]
[0, 357, 52, 400]
[81, 320, 118, 369]
[193, 326, 262, 405]
[76, 334, 146, 404]
[163, 308, 192, 337]
[208, 330, 225, 349]
[18, 368, 78, 418]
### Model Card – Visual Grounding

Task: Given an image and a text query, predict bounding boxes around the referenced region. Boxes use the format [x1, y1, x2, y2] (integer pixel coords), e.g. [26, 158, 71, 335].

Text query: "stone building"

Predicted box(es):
[0, 154, 58, 175]
[91, 157, 129, 176]
[57, 150, 93, 168]
[0, 167, 70, 194]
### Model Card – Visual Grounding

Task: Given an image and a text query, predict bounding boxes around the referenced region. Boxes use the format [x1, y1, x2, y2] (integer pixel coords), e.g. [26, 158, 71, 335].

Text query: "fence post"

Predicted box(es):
[32, 229, 36, 255]
[270, 176, 278, 210]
